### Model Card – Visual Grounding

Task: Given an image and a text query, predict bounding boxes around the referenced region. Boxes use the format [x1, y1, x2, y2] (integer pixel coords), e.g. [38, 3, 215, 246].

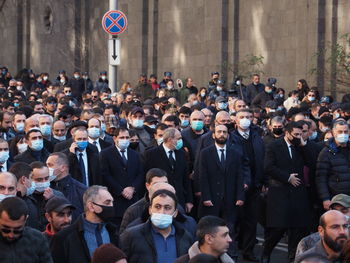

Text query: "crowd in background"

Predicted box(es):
[1, 66, 350, 263]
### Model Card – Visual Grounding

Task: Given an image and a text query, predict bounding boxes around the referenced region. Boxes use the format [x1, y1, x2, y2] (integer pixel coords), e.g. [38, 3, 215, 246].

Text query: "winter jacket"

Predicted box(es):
[316, 138, 350, 200]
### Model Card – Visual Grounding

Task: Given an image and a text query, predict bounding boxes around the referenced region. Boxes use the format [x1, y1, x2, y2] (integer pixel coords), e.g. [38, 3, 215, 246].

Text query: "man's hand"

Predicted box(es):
[236, 200, 244, 206]
[185, 203, 194, 213]
[323, 200, 331, 210]
[194, 192, 201, 197]
[69, 142, 78, 154]
[244, 184, 249, 190]
[203, 200, 214, 207]
[289, 173, 301, 187]
[43, 188, 54, 200]
[122, 187, 135, 200]
[300, 136, 307, 146]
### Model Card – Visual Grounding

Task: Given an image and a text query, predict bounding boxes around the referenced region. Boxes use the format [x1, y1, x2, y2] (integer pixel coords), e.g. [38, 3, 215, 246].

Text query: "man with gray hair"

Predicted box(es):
[50, 185, 118, 263]
[143, 127, 193, 213]
[0, 172, 17, 202]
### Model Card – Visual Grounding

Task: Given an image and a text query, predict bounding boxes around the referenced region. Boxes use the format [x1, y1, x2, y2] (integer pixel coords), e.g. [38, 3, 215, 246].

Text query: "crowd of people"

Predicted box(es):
[1, 67, 350, 263]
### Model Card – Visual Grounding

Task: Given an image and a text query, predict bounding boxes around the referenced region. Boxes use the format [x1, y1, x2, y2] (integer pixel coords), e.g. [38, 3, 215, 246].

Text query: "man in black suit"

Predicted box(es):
[14, 129, 50, 164]
[143, 127, 193, 213]
[0, 139, 12, 171]
[231, 109, 266, 262]
[198, 124, 245, 259]
[62, 128, 100, 186]
[100, 127, 144, 226]
[87, 117, 111, 153]
[261, 121, 313, 263]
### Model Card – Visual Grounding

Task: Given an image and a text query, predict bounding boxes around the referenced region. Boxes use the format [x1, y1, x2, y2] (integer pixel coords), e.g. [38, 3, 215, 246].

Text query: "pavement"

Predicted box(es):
[239, 225, 289, 263]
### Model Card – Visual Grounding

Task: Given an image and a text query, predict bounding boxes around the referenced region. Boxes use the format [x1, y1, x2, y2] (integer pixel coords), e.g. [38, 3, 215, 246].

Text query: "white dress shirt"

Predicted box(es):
[116, 146, 128, 161]
[89, 138, 101, 152]
[163, 144, 176, 161]
[215, 143, 226, 160]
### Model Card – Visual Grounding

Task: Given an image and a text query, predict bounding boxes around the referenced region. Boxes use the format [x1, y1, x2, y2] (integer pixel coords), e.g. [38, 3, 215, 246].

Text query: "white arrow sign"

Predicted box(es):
[108, 38, 120, 65]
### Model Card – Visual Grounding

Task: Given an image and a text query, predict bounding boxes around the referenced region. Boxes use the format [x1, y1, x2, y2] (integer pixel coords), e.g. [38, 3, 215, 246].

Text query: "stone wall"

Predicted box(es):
[0, 0, 349, 99]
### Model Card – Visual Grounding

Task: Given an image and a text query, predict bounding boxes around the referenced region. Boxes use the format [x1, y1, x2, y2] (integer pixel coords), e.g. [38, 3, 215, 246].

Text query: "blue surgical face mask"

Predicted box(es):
[40, 124, 52, 136]
[30, 139, 44, 151]
[76, 141, 88, 151]
[175, 139, 183, 150]
[309, 131, 318, 141]
[35, 181, 50, 193]
[191, 120, 204, 131]
[218, 102, 227, 110]
[26, 181, 36, 196]
[157, 138, 163, 145]
[0, 151, 9, 164]
[181, 119, 189, 127]
[336, 134, 349, 144]
[101, 123, 106, 132]
[266, 89, 273, 94]
[88, 127, 100, 139]
[150, 213, 174, 229]
[16, 123, 25, 132]
[217, 86, 223, 92]
[0, 194, 16, 202]
[132, 119, 144, 129]
[14, 102, 20, 108]
[118, 139, 130, 150]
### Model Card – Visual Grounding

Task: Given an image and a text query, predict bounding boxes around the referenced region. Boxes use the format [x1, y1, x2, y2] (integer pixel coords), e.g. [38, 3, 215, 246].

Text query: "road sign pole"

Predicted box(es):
[108, 0, 118, 92]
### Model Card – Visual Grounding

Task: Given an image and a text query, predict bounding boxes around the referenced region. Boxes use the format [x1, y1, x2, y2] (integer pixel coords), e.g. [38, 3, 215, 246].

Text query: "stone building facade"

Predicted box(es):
[0, 0, 348, 99]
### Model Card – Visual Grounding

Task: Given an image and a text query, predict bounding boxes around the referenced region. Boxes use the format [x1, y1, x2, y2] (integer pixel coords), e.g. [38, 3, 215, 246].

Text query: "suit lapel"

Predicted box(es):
[159, 146, 172, 170]
[210, 146, 223, 171]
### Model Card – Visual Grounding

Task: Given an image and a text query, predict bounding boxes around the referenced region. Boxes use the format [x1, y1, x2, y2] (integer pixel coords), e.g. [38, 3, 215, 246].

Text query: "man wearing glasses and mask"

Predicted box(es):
[0, 196, 53, 262]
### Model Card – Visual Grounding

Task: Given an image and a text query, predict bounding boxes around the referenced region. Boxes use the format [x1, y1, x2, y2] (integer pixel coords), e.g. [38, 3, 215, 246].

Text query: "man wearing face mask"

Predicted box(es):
[47, 152, 87, 221]
[63, 128, 100, 186]
[95, 71, 109, 91]
[29, 162, 64, 231]
[230, 109, 266, 261]
[9, 162, 41, 229]
[14, 129, 50, 164]
[38, 114, 53, 142]
[178, 106, 192, 130]
[145, 123, 168, 151]
[251, 82, 274, 109]
[209, 80, 227, 101]
[87, 118, 111, 153]
[143, 128, 193, 213]
[128, 107, 153, 153]
[82, 72, 94, 92]
[0, 197, 53, 263]
[120, 189, 193, 263]
[52, 120, 67, 144]
[67, 70, 85, 101]
[50, 185, 118, 263]
[11, 111, 26, 135]
[263, 116, 285, 146]
[215, 96, 228, 113]
[261, 121, 313, 263]
[0, 139, 12, 172]
[316, 120, 350, 210]
[100, 128, 144, 228]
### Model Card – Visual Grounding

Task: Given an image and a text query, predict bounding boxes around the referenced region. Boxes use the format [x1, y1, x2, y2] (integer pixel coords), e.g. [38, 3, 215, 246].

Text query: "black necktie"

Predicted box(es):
[220, 149, 225, 166]
[120, 150, 127, 166]
[78, 153, 87, 185]
[0, 165, 3, 172]
[168, 150, 175, 169]
[93, 141, 97, 146]
[95, 224, 103, 247]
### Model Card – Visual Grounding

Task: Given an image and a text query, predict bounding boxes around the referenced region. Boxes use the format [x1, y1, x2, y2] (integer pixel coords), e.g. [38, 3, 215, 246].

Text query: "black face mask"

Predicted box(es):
[290, 136, 301, 147]
[129, 141, 139, 150]
[272, 127, 284, 136]
[93, 202, 115, 222]
[225, 123, 234, 132]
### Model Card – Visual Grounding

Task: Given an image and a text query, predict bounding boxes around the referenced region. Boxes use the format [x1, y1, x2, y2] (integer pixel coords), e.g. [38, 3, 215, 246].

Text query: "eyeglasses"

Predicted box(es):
[0, 227, 24, 235]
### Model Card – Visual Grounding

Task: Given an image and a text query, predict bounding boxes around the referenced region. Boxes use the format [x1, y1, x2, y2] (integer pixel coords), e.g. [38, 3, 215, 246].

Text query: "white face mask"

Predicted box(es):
[0, 194, 16, 202]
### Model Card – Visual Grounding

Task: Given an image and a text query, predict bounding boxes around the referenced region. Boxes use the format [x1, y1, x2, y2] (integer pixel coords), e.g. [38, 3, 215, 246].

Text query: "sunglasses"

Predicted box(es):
[0, 227, 24, 235]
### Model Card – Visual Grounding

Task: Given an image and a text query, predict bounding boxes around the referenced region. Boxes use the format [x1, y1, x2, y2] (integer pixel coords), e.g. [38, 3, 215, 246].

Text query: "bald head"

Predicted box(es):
[148, 182, 176, 199]
[0, 172, 17, 195]
[320, 210, 347, 228]
[190, 110, 204, 122]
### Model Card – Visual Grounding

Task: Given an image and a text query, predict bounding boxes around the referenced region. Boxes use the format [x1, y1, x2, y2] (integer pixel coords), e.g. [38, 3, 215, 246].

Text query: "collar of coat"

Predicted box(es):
[187, 241, 235, 263]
